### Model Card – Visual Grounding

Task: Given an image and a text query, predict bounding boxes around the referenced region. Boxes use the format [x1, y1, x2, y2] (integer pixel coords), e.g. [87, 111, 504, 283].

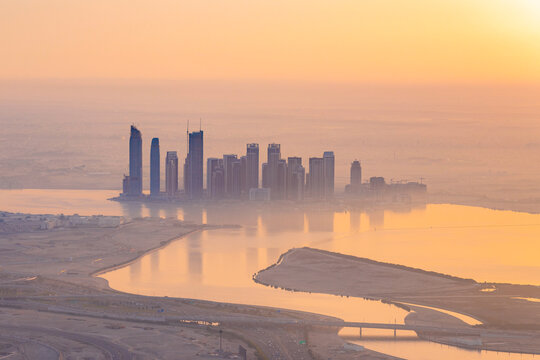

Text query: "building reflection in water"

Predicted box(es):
[306, 210, 334, 232]
[260, 208, 305, 234]
[350, 211, 361, 233]
[163, 205, 181, 220]
[188, 231, 203, 283]
[245, 247, 259, 275]
[120, 202, 144, 219]
[145, 203, 162, 218]
[205, 205, 259, 227]
[368, 209, 385, 229]
[150, 251, 160, 275]
[183, 205, 204, 224]
[129, 257, 142, 282]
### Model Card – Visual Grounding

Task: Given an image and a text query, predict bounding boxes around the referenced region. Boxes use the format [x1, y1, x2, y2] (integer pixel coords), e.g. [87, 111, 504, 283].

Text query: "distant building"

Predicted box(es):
[240, 155, 247, 195]
[266, 144, 285, 200]
[231, 158, 242, 198]
[223, 154, 238, 196]
[246, 143, 259, 191]
[128, 125, 142, 196]
[286, 157, 305, 200]
[261, 162, 269, 188]
[249, 188, 271, 201]
[277, 159, 287, 199]
[122, 175, 130, 195]
[210, 159, 225, 199]
[165, 151, 178, 197]
[150, 138, 160, 196]
[206, 158, 220, 196]
[370, 176, 386, 190]
[350, 160, 362, 192]
[184, 131, 204, 199]
[323, 151, 335, 198]
[287, 157, 304, 201]
[308, 157, 325, 199]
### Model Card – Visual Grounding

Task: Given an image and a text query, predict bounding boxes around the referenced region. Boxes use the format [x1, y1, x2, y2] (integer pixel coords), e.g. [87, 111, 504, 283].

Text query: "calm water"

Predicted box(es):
[1, 189, 539, 359]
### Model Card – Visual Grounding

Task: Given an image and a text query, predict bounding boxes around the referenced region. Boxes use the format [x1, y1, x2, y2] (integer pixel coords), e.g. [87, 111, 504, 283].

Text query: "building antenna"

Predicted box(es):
[186, 120, 189, 154]
[199, 118, 202, 131]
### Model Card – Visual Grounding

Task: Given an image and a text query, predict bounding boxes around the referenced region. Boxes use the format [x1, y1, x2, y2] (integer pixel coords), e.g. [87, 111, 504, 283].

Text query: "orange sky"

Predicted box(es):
[1, 0, 540, 83]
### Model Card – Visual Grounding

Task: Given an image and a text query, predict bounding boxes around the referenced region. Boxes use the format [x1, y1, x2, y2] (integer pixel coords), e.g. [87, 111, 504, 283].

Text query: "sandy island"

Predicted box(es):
[255, 247, 540, 355]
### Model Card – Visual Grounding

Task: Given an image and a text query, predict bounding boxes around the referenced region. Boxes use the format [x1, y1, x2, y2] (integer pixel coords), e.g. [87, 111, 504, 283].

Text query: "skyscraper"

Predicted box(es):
[165, 151, 178, 197]
[350, 160, 362, 192]
[287, 157, 304, 200]
[223, 154, 238, 196]
[240, 155, 247, 195]
[246, 143, 259, 191]
[207, 158, 220, 197]
[211, 160, 225, 199]
[266, 144, 283, 199]
[150, 138, 160, 196]
[128, 125, 142, 196]
[209, 158, 225, 199]
[323, 151, 335, 198]
[185, 131, 204, 199]
[277, 159, 287, 199]
[308, 157, 325, 199]
[261, 163, 269, 189]
[291, 165, 305, 201]
[231, 158, 242, 198]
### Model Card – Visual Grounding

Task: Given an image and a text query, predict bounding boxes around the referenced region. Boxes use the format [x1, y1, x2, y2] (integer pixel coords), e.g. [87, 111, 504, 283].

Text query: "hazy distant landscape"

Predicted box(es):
[2, 80, 540, 211]
[2, 1, 540, 358]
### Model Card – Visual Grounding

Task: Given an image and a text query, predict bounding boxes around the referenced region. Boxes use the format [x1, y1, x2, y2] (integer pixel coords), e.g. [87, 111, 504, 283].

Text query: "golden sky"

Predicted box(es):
[1, 0, 540, 83]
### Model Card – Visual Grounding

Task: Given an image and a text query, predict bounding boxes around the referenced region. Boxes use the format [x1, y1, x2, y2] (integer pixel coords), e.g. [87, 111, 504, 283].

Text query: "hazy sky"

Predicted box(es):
[1, 0, 540, 83]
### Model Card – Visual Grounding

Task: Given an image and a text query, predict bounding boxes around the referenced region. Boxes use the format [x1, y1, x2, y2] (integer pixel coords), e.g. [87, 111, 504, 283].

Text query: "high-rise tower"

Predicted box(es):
[165, 151, 178, 197]
[350, 160, 362, 192]
[308, 157, 325, 199]
[323, 151, 335, 198]
[223, 154, 238, 196]
[287, 157, 304, 200]
[266, 143, 283, 199]
[128, 125, 142, 196]
[246, 144, 259, 191]
[185, 130, 204, 199]
[207, 158, 219, 196]
[150, 138, 160, 196]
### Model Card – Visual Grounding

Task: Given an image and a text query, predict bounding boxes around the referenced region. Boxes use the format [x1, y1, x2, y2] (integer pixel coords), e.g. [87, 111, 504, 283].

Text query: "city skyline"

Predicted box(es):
[1, 2, 538, 359]
[120, 125, 344, 200]
[120, 125, 426, 202]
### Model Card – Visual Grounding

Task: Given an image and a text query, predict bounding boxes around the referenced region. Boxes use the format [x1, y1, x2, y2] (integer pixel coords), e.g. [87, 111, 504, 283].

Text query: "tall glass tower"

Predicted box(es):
[150, 138, 160, 196]
[185, 130, 204, 199]
[246, 143, 259, 191]
[128, 125, 142, 196]
[323, 151, 335, 198]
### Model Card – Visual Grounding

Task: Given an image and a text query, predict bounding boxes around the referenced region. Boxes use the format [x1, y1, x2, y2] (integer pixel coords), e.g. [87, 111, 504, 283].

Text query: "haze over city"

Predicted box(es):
[0, 1, 539, 360]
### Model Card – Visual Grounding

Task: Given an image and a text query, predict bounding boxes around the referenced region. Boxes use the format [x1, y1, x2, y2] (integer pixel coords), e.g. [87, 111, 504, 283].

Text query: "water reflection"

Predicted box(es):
[120, 202, 144, 219]
[367, 209, 385, 229]
[188, 232, 203, 283]
[2, 189, 539, 360]
[350, 211, 361, 233]
[150, 251, 160, 275]
[306, 210, 334, 232]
